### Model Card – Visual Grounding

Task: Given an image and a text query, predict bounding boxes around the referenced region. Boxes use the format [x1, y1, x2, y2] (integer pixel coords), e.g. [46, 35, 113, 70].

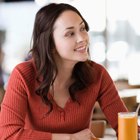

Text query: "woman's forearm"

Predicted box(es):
[52, 128, 95, 140]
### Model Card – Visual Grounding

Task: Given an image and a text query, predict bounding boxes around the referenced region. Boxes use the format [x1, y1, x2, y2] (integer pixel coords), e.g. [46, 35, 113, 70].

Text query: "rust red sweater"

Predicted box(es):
[0, 60, 127, 139]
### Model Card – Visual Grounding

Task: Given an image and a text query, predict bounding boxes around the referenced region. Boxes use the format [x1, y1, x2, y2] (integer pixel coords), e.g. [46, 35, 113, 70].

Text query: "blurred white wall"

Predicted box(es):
[0, 2, 40, 74]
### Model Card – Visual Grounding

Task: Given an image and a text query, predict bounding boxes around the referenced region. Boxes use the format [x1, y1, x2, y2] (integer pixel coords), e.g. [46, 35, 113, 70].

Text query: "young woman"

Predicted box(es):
[0, 3, 128, 140]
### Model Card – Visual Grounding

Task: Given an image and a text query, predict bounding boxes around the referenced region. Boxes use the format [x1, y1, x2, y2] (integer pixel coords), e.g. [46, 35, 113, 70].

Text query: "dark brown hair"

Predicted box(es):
[30, 3, 94, 113]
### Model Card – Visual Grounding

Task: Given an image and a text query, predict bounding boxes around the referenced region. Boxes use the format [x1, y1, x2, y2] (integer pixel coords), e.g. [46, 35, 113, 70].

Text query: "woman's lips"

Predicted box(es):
[74, 46, 87, 52]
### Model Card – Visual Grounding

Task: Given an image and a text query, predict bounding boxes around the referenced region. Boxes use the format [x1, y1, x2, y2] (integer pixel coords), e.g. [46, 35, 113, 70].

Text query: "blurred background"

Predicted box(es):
[1, 0, 140, 138]
[1, 0, 140, 87]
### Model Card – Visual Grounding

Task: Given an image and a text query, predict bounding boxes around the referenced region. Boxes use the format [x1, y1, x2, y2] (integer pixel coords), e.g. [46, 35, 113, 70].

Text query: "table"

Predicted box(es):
[99, 128, 117, 140]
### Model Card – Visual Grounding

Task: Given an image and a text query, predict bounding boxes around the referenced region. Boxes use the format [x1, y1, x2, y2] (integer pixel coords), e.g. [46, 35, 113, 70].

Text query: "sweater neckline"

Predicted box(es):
[48, 92, 72, 111]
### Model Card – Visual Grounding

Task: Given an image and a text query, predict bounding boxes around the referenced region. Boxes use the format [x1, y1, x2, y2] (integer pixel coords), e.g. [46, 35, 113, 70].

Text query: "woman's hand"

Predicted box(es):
[71, 128, 96, 140]
[52, 128, 96, 140]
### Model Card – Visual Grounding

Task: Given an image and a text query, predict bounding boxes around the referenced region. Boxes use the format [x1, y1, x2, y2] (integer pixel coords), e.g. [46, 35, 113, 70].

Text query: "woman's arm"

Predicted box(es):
[97, 67, 128, 135]
[52, 129, 96, 140]
[0, 67, 52, 139]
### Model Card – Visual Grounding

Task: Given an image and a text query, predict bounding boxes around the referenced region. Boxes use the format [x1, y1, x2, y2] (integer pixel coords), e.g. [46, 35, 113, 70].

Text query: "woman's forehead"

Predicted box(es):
[53, 10, 83, 31]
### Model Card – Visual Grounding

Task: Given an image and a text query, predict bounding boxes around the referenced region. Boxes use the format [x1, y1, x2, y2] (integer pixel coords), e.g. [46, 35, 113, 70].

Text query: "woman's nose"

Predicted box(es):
[76, 33, 85, 43]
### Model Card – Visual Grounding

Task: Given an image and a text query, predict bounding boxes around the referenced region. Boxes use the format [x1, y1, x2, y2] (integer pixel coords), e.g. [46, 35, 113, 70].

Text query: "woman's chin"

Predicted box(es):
[79, 56, 89, 62]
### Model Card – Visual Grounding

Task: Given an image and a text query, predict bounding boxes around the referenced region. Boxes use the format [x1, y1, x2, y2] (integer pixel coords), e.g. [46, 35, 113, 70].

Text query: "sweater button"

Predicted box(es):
[60, 111, 64, 115]
[60, 111, 65, 121]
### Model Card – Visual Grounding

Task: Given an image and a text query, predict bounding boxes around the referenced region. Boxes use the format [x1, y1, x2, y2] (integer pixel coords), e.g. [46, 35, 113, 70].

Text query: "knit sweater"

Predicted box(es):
[0, 60, 127, 140]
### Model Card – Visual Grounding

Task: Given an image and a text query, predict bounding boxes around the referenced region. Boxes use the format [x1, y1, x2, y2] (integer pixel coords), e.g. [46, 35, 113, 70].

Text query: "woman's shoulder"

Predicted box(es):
[5, 59, 36, 89]
[90, 60, 113, 83]
[12, 59, 36, 81]
[89, 60, 111, 81]
[89, 60, 106, 72]
[15, 59, 35, 73]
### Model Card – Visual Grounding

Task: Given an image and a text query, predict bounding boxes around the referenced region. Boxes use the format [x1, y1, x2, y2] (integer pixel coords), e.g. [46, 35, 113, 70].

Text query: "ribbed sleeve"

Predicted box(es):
[97, 67, 128, 133]
[0, 62, 52, 140]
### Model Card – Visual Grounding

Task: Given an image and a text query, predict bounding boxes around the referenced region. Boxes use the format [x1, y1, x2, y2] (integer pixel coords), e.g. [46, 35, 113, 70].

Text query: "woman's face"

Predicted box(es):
[53, 10, 89, 65]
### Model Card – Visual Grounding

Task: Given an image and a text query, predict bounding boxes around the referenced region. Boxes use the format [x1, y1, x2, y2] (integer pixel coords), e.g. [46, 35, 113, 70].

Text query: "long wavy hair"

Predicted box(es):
[30, 3, 94, 113]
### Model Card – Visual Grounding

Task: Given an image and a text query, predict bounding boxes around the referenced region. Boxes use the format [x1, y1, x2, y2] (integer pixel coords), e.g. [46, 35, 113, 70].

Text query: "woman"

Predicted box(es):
[0, 3, 128, 140]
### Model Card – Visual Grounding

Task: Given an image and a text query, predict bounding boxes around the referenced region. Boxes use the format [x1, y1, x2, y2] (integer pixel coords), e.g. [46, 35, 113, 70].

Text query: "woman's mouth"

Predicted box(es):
[74, 46, 87, 52]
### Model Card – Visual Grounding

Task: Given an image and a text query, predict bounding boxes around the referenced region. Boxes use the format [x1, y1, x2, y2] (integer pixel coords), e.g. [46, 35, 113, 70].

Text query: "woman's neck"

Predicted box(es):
[53, 54, 77, 87]
[54, 70, 73, 88]
[55, 63, 75, 88]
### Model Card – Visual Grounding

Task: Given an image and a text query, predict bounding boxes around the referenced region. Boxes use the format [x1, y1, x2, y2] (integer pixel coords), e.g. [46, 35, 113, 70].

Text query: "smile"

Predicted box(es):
[74, 46, 87, 52]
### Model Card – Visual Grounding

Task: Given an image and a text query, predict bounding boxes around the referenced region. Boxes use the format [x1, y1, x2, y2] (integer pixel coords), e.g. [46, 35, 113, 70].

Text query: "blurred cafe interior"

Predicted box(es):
[0, 0, 140, 139]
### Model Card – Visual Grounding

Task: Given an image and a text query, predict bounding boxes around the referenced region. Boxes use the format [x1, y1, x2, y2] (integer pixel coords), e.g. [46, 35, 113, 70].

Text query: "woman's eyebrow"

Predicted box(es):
[65, 21, 84, 30]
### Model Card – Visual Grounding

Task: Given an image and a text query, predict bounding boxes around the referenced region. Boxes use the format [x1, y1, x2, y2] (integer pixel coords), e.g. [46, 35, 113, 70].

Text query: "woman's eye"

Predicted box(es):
[80, 27, 86, 31]
[65, 32, 74, 37]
